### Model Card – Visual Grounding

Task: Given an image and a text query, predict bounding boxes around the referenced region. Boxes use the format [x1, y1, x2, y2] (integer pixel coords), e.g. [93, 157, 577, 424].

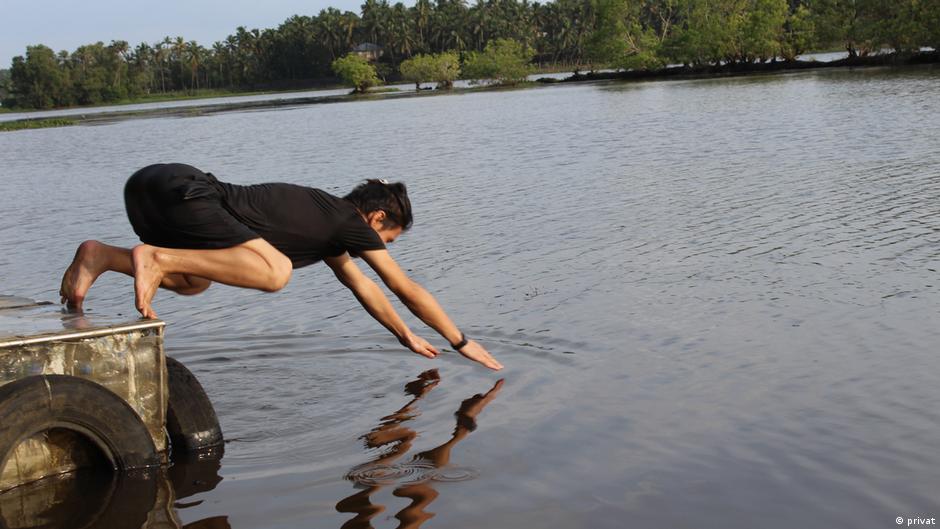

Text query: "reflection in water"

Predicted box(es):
[0, 447, 228, 529]
[337, 370, 503, 529]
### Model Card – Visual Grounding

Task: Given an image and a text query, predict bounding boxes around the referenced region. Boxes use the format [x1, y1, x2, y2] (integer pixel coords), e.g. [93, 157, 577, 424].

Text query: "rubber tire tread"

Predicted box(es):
[166, 357, 223, 453]
[0, 375, 159, 481]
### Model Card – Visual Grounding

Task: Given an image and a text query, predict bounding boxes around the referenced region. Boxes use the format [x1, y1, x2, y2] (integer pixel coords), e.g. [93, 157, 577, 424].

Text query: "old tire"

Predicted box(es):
[166, 357, 223, 453]
[0, 375, 159, 480]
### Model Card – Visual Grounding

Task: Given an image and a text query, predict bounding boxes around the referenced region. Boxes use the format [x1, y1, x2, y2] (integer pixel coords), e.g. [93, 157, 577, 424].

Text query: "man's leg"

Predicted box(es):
[61, 241, 212, 308]
[61, 238, 289, 316]
[131, 238, 292, 318]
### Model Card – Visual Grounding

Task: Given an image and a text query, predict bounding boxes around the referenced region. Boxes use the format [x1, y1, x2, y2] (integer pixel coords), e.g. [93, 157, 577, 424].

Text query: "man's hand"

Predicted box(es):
[400, 333, 439, 359]
[457, 340, 503, 371]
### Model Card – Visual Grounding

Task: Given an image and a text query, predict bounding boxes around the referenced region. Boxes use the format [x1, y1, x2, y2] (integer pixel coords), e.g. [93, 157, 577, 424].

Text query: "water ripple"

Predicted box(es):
[346, 461, 479, 486]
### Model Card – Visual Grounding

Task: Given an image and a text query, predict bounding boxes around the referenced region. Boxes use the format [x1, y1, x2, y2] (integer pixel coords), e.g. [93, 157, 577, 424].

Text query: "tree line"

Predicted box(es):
[3, 0, 939, 109]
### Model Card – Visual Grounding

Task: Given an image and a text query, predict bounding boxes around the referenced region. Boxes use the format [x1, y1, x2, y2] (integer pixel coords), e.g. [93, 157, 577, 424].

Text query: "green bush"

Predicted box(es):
[399, 52, 460, 90]
[0, 118, 75, 132]
[331, 54, 381, 93]
[462, 39, 533, 86]
[779, 5, 815, 61]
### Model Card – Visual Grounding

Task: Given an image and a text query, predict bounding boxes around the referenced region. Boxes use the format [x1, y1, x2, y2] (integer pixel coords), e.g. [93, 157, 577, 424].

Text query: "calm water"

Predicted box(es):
[0, 71, 574, 124]
[0, 50, 852, 124]
[1, 65, 939, 528]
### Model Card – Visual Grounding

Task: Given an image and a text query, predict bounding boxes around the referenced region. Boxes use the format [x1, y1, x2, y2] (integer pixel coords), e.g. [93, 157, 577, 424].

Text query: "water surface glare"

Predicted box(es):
[1, 66, 939, 528]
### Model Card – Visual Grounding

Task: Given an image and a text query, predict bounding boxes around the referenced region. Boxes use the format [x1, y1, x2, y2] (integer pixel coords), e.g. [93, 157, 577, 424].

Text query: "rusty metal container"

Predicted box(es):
[0, 295, 167, 492]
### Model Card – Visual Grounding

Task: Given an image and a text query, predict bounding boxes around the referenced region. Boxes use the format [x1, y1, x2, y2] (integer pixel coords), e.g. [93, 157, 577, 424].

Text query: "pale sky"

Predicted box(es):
[1, 0, 367, 68]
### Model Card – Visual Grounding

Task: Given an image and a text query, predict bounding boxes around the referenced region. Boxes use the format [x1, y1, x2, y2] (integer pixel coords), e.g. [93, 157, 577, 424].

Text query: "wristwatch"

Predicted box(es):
[450, 332, 469, 351]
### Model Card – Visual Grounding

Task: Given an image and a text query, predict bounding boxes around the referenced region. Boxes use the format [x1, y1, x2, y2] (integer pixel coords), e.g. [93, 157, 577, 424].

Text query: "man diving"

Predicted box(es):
[59, 163, 503, 370]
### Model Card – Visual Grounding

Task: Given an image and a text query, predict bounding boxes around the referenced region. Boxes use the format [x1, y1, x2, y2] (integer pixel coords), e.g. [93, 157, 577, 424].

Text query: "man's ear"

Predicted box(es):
[367, 210, 387, 228]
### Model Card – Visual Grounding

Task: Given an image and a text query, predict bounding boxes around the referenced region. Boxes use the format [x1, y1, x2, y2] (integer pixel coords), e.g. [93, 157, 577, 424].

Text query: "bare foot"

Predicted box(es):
[60, 240, 109, 310]
[131, 244, 163, 319]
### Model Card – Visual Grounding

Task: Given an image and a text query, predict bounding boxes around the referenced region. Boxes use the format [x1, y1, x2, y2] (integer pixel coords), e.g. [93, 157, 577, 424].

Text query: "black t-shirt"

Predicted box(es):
[214, 180, 386, 268]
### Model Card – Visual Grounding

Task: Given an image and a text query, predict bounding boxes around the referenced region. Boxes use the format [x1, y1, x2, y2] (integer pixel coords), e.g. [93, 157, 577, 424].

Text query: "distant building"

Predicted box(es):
[352, 43, 384, 62]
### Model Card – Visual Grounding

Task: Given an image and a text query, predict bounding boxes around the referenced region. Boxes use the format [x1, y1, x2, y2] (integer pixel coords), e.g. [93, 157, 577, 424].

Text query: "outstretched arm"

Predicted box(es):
[325, 253, 439, 360]
[360, 249, 503, 370]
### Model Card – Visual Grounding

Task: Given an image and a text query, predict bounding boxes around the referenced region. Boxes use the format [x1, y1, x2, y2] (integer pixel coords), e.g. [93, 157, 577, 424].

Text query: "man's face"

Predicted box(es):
[375, 225, 403, 244]
[365, 211, 403, 244]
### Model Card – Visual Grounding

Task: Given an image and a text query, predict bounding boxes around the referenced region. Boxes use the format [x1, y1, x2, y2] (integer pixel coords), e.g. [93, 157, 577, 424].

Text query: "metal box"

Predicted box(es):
[0, 296, 167, 491]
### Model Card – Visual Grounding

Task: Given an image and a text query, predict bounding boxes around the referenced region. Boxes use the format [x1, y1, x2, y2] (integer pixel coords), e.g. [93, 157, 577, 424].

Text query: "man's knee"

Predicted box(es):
[243, 238, 293, 292]
[265, 254, 292, 292]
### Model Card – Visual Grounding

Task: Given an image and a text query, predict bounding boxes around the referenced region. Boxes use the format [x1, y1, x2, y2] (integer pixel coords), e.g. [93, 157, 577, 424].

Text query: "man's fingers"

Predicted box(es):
[475, 345, 503, 370]
[410, 337, 502, 368]
[411, 341, 437, 359]
[459, 341, 503, 370]
[407, 336, 439, 359]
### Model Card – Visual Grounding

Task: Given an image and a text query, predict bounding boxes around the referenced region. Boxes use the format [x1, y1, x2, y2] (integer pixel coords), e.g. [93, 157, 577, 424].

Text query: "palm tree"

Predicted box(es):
[468, 0, 488, 51]
[340, 12, 360, 52]
[414, 0, 433, 52]
[224, 34, 242, 85]
[184, 41, 202, 91]
[430, 0, 468, 52]
[361, 0, 391, 45]
[233, 27, 256, 85]
[317, 8, 344, 60]
[280, 15, 316, 79]
[131, 42, 154, 94]
[171, 36, 187, 89]
[108, 40, 130, 94]
[387, 3, 416, 60]
[212, 41, 227, 88]
[154, 37, 172, 92]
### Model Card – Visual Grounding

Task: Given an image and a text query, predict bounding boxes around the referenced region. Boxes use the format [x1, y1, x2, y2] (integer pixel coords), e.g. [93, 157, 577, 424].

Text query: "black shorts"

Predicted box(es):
[124, 163, 259, 249]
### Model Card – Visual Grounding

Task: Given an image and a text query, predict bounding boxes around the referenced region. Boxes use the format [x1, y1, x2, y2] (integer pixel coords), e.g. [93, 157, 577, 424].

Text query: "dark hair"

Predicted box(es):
[344, 179, 413, 230]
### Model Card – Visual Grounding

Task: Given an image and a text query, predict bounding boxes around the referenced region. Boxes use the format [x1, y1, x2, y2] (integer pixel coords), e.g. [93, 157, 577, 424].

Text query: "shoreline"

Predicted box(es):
[2, 51, 937, 131]
[547, 50, 939, 84]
